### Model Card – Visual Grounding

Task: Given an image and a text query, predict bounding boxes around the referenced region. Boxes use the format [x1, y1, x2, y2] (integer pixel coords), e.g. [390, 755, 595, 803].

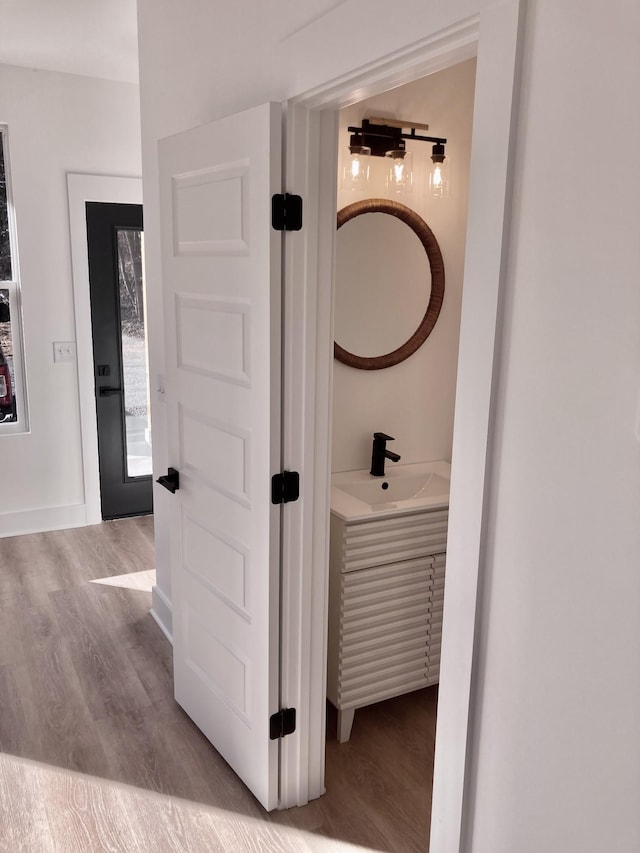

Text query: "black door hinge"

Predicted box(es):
[272, 193, 303, 231]
[271, 471, 300, 504]
[270, 707, 296, 740]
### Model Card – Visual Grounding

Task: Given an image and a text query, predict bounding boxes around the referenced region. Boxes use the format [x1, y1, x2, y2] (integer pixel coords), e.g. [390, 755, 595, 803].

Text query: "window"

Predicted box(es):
[0, 126, 28, 432]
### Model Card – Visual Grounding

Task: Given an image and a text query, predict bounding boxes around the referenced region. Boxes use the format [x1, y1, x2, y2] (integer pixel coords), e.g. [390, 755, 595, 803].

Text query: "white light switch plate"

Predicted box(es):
[53, 341, 76, 362]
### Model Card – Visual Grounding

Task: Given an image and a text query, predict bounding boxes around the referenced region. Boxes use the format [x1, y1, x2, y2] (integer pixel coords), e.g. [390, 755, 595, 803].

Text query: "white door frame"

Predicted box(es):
[280, 2, 525, 849]
[67, 174, 143, 525]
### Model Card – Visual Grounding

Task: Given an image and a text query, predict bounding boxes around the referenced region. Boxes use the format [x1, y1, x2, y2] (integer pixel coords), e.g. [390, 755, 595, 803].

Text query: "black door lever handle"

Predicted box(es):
[157, 467, 179, 493]
[99, 386, 123, 397]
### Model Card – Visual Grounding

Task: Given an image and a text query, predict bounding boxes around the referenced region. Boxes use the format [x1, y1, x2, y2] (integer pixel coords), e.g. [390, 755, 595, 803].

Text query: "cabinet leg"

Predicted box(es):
[337, 708, 355, 743]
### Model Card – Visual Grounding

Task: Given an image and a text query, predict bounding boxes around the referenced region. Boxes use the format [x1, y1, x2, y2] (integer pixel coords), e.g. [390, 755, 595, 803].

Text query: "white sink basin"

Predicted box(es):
[337, 472, 449, 505]
[331, 460, 450, 520]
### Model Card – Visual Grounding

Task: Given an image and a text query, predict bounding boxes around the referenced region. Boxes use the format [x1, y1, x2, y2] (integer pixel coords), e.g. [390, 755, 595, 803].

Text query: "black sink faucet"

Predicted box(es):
[370, 432, 401, 477]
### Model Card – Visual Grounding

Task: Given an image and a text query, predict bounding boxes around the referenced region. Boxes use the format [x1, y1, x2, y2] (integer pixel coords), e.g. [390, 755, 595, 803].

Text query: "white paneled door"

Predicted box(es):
[158, 103, 282, 810]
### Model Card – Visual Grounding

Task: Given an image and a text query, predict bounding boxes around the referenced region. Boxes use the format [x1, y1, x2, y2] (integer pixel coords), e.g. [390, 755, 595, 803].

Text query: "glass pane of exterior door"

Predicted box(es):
[116, 228, 152, 478]
[1, 126, 28, 432]
[87, 201, 152, 520]
[0, 287, 15, 422]
[0, 134, 12, 280]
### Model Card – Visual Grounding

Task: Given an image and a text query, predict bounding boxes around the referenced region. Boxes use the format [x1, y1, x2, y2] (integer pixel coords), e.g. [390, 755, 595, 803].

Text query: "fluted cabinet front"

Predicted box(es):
[327, 508, 448, 742]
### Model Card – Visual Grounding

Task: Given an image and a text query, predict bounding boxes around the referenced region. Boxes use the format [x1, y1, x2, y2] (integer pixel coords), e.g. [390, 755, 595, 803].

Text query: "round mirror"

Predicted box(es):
[334, 199, 445, 370]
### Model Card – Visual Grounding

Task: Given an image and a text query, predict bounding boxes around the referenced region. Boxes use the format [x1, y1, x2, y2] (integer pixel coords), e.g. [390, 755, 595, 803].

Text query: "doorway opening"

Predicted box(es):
[67, 174, 145, 526]
[324, 57, 476, 836]
[280, 3, 522, 844]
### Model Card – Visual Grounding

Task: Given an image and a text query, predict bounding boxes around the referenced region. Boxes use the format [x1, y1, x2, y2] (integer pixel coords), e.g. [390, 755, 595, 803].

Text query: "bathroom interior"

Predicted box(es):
[326, 56, 477, 776]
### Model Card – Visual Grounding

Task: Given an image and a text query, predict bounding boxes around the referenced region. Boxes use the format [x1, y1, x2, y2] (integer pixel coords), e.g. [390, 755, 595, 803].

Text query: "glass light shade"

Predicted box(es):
[342, 146, 371, 189]
[385, 149, 413, 193]
[428, 156, 451, 198]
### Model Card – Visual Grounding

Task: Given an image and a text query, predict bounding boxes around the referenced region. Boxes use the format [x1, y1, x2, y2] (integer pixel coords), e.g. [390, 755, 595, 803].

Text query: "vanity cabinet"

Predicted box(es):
[327, 506, 447, 742]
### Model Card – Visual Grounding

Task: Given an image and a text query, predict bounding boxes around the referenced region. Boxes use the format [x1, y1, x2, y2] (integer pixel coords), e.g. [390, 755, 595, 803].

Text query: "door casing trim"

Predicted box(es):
[280, 3, 525, 850]
[67, 174, 143, 525]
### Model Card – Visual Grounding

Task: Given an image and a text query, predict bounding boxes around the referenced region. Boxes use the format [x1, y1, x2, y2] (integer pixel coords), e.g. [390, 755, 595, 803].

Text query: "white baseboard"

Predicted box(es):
[0, 503, 88, 538]
[150, 584, 173, 644]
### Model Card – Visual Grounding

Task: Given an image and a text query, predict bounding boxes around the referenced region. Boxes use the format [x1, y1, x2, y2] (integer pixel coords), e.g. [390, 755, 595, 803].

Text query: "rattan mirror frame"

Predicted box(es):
[334, 199, 445, 370]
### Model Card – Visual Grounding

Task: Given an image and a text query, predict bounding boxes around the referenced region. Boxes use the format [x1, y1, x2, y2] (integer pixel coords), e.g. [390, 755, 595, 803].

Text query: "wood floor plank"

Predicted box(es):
[133, 514, 155, 546]
[0, 534, 55, 609]
[123, 614, 175, 710]
[49, 585, 152, 721]
[95, 706, 214, 803]
[0, 664, 29, 755]
[73, 518, 155, 580]
[12, 639, 112, 778]
[87, 580, 157, 638]
[0, 754, 54, 852]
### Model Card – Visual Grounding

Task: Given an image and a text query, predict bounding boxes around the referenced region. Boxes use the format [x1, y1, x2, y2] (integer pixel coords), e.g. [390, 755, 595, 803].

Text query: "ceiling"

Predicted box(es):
[0, 0, 139, 84]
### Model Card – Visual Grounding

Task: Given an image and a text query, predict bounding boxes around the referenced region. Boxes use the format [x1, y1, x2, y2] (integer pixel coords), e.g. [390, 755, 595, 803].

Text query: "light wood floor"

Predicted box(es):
[0, 517, 437, 852]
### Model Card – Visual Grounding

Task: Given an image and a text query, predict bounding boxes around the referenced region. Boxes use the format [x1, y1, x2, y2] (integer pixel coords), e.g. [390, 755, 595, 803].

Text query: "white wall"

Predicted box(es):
[0, 65, 141, 536]
[137, 0, 640, 849]
[466, 2, 640, 849]
[333, 60, 475, 472]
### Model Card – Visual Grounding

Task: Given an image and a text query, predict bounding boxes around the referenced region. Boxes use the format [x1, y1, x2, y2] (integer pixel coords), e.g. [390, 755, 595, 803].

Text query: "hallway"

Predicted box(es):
[0, 518, 437, 851]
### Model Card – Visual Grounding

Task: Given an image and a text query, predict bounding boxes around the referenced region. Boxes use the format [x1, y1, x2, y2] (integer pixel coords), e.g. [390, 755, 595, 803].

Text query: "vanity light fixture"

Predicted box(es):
[344, 117, 449, 197]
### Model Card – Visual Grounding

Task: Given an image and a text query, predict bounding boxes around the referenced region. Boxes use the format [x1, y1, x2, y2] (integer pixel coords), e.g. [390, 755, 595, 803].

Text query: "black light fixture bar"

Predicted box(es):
[348, 118, 446, 157]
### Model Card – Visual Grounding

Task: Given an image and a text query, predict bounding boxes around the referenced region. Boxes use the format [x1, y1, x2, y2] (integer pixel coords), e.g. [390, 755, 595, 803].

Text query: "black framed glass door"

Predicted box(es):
[86, 202, 153, 519]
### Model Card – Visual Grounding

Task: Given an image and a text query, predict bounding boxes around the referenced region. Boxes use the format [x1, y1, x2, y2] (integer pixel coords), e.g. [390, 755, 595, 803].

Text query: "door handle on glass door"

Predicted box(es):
[99, 386, 123, 396]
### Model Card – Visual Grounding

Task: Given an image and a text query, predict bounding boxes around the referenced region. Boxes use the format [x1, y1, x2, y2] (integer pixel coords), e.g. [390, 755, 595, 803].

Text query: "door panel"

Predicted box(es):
[159, 103, 282, 811]
[86, 202, 153, 520]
